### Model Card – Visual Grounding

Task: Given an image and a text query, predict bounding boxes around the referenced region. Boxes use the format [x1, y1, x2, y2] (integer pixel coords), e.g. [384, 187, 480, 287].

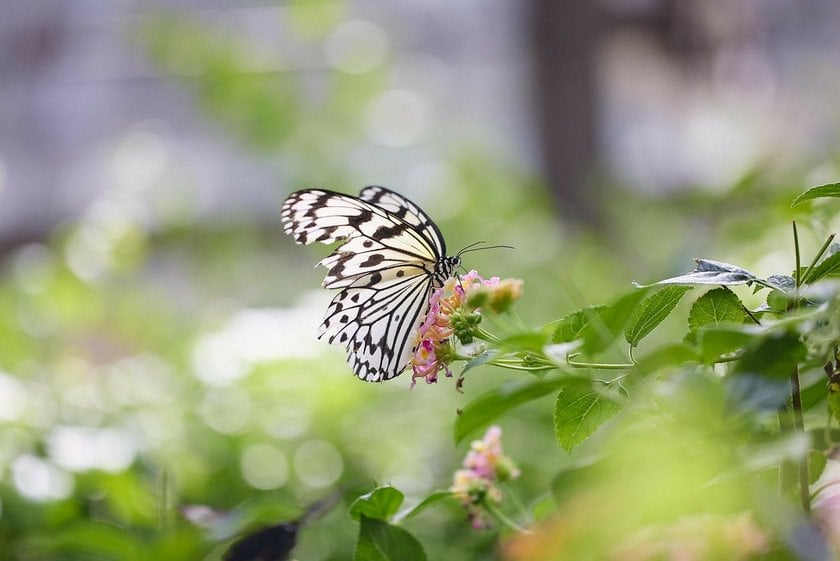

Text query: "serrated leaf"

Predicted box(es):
[733, 330, 807, 379]
[625, 285, 692, 347]
[455, 378, 581, 445]
[394, 491, 452, 523]
[688, 287, 749, 330]
[636, 259, 756, 287]
[791, 182, 840, 206]
[551, 306, 607, 344]
[354, 516, 427, 561]
[554, 383, 622, 453]
[350, 487, 404, 523]
[554, 291, 649, 355]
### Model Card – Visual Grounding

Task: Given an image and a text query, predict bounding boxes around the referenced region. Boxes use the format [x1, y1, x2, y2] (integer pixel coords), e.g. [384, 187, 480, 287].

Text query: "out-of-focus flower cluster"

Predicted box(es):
[451, 425, 520, 529]
[409, 270, 523, 387]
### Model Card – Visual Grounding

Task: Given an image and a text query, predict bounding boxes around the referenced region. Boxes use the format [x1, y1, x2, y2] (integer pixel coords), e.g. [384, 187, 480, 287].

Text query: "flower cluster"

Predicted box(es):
[409, 270, 523, 387]
[451, 425, 521, 529]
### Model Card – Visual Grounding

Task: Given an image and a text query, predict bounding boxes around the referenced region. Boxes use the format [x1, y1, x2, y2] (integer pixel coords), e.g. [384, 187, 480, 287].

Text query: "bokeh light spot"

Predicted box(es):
[364, 89, 430, 147]
[240, 444, 289, 490]
[324, 19, 388, 74]
[293, 440, 343, 488]
[12, 454, 74, 502]
[0, 373, 28, 422]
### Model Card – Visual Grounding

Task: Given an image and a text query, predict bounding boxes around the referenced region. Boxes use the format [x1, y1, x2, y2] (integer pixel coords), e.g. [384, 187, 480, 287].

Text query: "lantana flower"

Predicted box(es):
[409, 270, 524, 387]
[451, 425, 521, 529]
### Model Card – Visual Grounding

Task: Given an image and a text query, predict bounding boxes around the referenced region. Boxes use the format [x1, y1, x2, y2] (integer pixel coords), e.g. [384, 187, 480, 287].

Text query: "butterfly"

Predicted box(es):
[280, 186, 461, 382]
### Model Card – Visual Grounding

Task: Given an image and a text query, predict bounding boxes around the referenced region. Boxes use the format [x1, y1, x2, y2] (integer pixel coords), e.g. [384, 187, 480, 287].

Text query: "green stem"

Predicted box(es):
[793, 221, 802, 287]
[801, 233, 836, 285]
[790, 366, 810, 513]
[475, 327, 503, 344]
[483, 500, 529, 534]
[567, 354, 634, 370]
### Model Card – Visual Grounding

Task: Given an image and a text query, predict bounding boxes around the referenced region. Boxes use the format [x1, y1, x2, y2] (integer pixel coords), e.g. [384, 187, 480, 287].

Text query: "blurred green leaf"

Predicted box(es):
[460, 350, 498, 376]
[733, 330, 807, 379]
[350, 487, 405, 523]
[696, 326, 756, 363]
[500, 332, 550, 352]
[554, 382, 622, 453]
[394, 491, 453, 523]
[630, 342, 700, 376]
[354, 516, 427, 561]
[688, 287, 749, 330]
[625, 285, 692, 347]
[552, 290, 649, 355]
[454, 378, 578, 445]
[791, 182, 840, 206]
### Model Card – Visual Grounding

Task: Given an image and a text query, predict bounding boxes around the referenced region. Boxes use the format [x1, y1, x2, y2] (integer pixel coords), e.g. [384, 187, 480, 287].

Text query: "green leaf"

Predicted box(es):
[500, 331, 550, 352]
[394, 491, 453, 523]
[554, 291, 649, 355]
[354, 516, 427, 561]
[551, 306, 607, 344]
[688, 287, 749, 330]
[697, 325, 758, 363]
[809, 450, 828, 486]
[350, 487, 405, 523]
[733, 330, 807, 379]
[454, 378, 579, 445]
[636, 259, 756, 287]
[630, 343, 700, 377]
[554, 382, 622, 453]
[625, 285, 692, 347]
[791, 182, 840, 206]
[459, 350, 498, 375]
[802, 248, 840, 285]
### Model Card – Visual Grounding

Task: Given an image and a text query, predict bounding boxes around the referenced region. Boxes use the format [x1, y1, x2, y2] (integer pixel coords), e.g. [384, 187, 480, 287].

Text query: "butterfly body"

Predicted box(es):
[280, 186, 457, 382]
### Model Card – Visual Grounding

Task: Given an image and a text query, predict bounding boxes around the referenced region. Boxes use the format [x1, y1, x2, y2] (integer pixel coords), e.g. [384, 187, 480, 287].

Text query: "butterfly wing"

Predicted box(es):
[280, 188, 447, 381]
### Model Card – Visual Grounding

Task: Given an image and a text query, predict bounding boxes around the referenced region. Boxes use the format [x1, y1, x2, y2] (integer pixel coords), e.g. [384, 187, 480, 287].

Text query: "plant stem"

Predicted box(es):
[790, 366, 810, 513]
[793, 221, 802, 287]
[566, 354, 634, 370]
[801, 233, 836, 285]
[484, 500, 529, 534]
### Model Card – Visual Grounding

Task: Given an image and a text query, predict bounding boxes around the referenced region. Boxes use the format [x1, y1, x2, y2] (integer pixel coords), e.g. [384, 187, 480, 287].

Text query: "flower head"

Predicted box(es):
[409, 271, 523, 387]
[450, 425, 520, 529]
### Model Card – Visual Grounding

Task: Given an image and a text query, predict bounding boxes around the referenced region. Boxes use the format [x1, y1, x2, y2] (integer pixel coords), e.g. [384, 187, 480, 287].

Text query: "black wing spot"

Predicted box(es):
[396, 270, 405, 278]
[369, 272, 382, 284]
[360, 254, 385, 267]
[340, 315, 349, 323]
[373, 224, 404, 240]
[348, 209, 373, 227]
[363, 240, 373, 248]
[351, 293, 360, 303]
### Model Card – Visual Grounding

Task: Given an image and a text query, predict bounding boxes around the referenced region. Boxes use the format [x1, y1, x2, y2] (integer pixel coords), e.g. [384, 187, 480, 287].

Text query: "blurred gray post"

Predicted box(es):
[528, 0, 599, 226]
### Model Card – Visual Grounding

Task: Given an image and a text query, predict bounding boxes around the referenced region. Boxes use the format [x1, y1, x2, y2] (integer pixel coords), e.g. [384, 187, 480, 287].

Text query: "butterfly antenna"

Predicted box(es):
[457, 242, 515, 257]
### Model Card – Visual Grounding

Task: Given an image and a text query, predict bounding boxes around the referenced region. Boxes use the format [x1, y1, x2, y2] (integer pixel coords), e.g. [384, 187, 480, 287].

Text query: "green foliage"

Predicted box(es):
[687, 286, 749, 330]
[625, 285, 692, 347]
[354, 516, 427, 561]
[350, 487, 405, 522]
[553, 382, 622, 453]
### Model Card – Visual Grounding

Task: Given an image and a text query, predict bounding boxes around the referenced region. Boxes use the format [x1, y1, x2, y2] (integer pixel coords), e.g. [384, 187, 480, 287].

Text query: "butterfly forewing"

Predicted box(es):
[280, 186, 450, 381]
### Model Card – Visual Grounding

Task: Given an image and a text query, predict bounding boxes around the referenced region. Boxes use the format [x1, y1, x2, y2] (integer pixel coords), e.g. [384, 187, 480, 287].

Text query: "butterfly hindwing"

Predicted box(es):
[281, 187, 449, 381]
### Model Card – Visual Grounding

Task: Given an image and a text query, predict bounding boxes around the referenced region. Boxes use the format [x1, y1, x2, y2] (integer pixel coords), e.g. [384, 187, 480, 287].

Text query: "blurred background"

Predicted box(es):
[1, 1, 839, 559]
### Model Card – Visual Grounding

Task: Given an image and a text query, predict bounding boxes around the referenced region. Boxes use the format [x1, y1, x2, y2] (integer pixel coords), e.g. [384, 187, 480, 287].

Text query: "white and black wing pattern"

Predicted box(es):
[280, 187, 454, 382]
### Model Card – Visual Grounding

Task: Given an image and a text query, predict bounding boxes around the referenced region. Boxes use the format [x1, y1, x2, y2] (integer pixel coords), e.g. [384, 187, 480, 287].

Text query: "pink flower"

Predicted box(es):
[409, 271, 523, 387]
[450, 425, 520, 529]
